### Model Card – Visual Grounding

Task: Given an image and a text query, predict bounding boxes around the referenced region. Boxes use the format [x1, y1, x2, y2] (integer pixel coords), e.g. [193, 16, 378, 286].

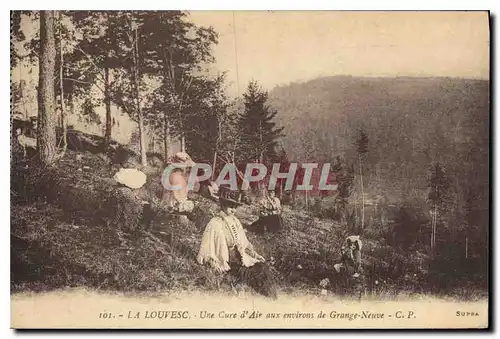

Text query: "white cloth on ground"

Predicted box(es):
[113, 168, 147, 189]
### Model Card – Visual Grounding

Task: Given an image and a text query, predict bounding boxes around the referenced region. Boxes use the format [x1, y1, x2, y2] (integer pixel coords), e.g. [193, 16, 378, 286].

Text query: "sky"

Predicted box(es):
[10, 11, 490, 144]
[188, 11, 490, 97]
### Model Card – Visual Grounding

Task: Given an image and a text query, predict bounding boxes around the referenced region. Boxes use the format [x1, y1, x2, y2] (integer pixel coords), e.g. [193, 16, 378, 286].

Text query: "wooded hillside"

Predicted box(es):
[270, 76, 489, 218]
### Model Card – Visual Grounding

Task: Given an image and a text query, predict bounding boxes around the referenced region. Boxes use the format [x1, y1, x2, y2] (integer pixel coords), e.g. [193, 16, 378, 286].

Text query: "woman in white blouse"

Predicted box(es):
[197, 186, 265, 273]
[196, 186, 277, 298]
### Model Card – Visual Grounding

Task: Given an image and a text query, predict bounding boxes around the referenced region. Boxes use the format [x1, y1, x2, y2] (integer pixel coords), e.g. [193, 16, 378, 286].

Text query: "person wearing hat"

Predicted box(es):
[161, 152, 197, 216]
[197, 185, 266, 273]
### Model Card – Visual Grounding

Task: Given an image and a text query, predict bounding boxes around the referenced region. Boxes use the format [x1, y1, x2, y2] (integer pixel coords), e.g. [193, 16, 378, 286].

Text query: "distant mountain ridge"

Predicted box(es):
[267, 75, 489, 207]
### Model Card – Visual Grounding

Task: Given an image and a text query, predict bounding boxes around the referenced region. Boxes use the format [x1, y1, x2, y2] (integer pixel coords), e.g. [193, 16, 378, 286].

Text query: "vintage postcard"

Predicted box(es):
[10, 10, 490, 329]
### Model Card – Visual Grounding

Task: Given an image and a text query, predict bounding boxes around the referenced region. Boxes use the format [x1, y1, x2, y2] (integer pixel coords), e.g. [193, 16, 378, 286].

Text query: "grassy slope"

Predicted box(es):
[11, 149, 485, 300]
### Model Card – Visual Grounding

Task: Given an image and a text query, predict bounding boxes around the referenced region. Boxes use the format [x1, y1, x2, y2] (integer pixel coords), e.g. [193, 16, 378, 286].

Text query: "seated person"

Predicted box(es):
[248, 188, 283, 234]
[197, 186, 265, 273]
[161, 152, 196, 216]
[263, 189, 282, 215]
[334, 235, 363, 278]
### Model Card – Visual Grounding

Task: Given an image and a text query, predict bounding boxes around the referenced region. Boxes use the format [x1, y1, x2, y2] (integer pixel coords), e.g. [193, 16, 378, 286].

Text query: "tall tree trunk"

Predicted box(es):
[465, 235, 468, 259]
[212, 150, 217, 180]
[161, 49, 173, 162]
[212, 117, 222, 180]
[103, 67, 112, 151]
[433, 201, 438, 250]
[133, 26, 147, 166]
[137, 113, 147, 166]
[180, 134, 186, 153]
[69, 92, 74, 116]
[358, 154, 365, 230]
[19, 76, 29, 120]
[163, 117, 168, 162]
[430, 207, 434, 251]
[163, 120, 170, 162]
[58, 13, 67, 156]
[433, 183, 438, 251]
[37, 11, 57, 165]
[432, 207, 435, 251]
[179, 100, 185, 153]
[433, 205, 436, 251]
[430, 209, 434, 252]
[280, 180, 284, 199]
[161, 71, 171, 162]
[259, 120, 263, 163]
[431, 189, 437, 253]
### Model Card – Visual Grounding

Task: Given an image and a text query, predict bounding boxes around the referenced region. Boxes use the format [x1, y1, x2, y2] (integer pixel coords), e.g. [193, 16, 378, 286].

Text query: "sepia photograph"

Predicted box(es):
[10, 10, 490, 329]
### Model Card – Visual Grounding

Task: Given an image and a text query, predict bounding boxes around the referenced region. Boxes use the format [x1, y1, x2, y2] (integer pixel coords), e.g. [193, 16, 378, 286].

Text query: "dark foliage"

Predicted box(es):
[238, 80, 285, 165]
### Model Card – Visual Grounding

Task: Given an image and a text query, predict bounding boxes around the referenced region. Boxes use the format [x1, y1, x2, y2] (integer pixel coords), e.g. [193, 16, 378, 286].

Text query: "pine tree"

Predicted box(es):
[355, 128, 369, 230]
[332, 156, 355, 224]
[239, 80, 284, 166]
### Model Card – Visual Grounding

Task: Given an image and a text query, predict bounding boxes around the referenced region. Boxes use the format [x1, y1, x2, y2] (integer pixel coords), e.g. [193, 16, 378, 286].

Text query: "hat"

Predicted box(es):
[200, 180, 220, 201]
[113, 168, 147, 189]
[168, 152, 196, 168]
[218, 185, 244, 206]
